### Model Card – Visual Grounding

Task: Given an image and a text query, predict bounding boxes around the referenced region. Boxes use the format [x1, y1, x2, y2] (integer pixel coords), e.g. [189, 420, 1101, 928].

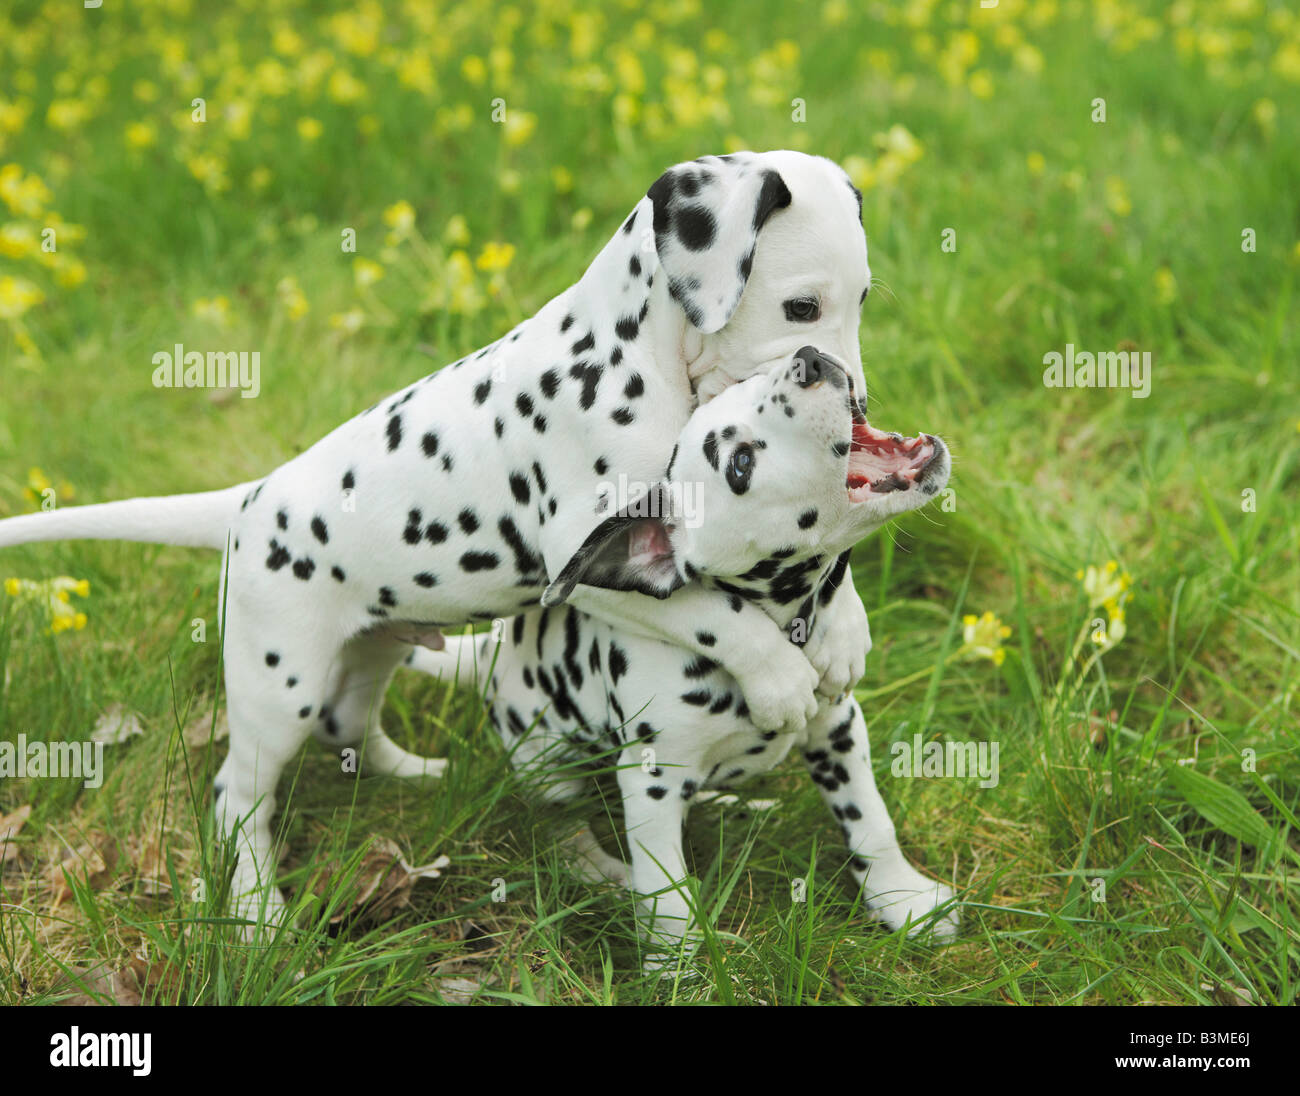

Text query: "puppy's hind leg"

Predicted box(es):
[801, 698, 959, 941]
[313, 636, 447, 781]
[616, 751, 698, 973]
[212, 607, 336, 935]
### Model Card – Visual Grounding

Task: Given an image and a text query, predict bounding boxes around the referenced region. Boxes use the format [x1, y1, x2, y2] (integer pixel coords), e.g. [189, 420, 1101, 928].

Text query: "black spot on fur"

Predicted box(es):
[265, 652, 280, 666]
[798, 508, 819, 530]
[266, 539, 290, 571]
[311, 516, 329, 544]
[386, 415, 403, 451]
[458, 509, 479, 534]
[702, 430, 719, 470]
[509, 472, 530, 504]
[460, 551, 499, 572]
[608, 643, 628, 684]
[675, 205, 716, 251]
[421, 431, 439, 457]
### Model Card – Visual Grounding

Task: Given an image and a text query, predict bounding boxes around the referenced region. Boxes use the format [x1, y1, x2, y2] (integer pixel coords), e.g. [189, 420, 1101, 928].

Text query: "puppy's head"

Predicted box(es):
[646, 150, 871, 403]
[542, 347, 950, 604]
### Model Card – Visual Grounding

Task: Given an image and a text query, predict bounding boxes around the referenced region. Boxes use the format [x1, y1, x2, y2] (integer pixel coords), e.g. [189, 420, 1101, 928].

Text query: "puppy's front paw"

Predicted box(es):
[806, 593, 870, 699]
[868, 880, 959, 943]
[736, 646, 819, 733]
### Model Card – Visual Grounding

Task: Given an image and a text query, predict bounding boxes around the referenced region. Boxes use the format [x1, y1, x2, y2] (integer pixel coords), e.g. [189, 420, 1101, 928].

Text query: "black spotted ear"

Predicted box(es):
[542, 485, 684, 605]
[647, 153, 792, 334]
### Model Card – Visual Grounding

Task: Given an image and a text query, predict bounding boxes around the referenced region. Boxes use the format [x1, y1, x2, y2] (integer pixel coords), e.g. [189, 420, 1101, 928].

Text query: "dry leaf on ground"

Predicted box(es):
[316, 836, 450, 925]
[183, 707, 229, 749]
[90, 704, 145, 744]
[0, 804, 33, 863]
[46, 833, 117, 902]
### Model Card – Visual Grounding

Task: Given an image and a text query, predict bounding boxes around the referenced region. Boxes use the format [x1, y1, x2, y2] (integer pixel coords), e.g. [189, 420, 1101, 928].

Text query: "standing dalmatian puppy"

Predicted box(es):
[0, 151, 877, 927]
[409, 349, 958, 966]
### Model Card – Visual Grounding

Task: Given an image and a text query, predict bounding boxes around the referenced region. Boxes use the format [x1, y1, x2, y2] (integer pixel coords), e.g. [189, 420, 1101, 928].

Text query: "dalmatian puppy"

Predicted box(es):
[408, 348, 958, 966]
[0, 152, 878, 927]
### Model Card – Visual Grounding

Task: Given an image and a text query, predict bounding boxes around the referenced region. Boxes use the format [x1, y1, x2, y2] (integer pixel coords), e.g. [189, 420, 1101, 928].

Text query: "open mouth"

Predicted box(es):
[847, 421, 937, 502]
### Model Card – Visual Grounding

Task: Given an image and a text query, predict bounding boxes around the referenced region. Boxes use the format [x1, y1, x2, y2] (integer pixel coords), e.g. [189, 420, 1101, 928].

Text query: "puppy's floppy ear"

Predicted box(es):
[647, 152, 792, 335]
[542, 485, 684, 606]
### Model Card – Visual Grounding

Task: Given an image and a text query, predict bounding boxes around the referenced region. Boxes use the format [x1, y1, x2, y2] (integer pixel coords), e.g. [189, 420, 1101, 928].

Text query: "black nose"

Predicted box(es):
[795, 346, 831, 387]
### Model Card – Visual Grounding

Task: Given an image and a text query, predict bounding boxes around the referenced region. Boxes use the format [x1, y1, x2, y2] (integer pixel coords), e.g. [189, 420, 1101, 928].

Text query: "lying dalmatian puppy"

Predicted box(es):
[0, 151, 878, 927]
[407, 348, 959, 965]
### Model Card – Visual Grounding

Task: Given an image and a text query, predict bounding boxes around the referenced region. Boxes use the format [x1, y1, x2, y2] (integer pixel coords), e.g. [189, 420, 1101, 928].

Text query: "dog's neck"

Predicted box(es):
[695, 549, 847, 648]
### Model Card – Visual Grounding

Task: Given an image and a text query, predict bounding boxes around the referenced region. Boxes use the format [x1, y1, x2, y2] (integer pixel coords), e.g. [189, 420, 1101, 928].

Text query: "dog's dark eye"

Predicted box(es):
[725, 444, 755, 494]
[783, 297, 820, 323]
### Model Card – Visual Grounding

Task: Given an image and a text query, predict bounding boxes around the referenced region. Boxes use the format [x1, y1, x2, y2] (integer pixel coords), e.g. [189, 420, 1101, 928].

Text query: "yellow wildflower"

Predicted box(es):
[297, 117, 323, 141]
[1104, 176, 1132, 217]
[4, 575, 90, 634]
[0, 165, 52, 217]
[192, 296, 231, 327]
[383, 200, 415, 243]
[1077, 560, 1133, 615]
[276, 276, 308, 321]
[0, 222, 37, 259]
[53, 257, 86, 289]
[474, 242, 515, 273]
[328, 69, 368, 104]
[21, 467, 74, 509]
[842, 155, 875, 192]
[1026, 151, 1046, 176]
[353, 257, 385, 288]
[0, 275, 43, 319]
[444, 250, 484, 315]
[330, 309, 365, 335]
[186, 153, 230, 193]
[124, 121, 157, 148]
[960, 611, 1012, 666]
[504, 111, 537, 147]
[46, 99, 91, 131]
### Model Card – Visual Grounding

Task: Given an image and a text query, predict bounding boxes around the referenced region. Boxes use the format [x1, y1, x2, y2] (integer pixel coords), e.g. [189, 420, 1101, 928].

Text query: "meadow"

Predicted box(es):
[0, 0, 1297, 1005]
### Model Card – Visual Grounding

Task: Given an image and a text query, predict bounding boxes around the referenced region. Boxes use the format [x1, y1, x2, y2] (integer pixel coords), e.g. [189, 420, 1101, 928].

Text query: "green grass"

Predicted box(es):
[1, 0, 1297, 1004]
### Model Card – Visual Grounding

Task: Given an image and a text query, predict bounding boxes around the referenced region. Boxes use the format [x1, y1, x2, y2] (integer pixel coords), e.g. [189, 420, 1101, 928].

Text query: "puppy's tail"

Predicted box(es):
[0, 482, 257, 551]
[403, 631, 497, 693]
